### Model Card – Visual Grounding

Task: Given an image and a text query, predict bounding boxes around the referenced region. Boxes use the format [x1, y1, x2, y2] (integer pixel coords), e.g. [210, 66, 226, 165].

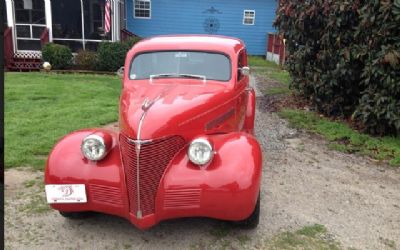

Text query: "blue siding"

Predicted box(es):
[126, 0, 277, 55]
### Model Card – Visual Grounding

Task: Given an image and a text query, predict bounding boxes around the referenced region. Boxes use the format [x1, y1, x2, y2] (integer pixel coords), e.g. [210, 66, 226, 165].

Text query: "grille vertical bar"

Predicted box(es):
[120, 134, 186, 216]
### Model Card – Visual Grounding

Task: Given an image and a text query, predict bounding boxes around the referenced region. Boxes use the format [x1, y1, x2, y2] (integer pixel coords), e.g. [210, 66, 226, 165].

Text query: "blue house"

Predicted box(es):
[126, 0, 277, 55]
[3, 0, 277, 70]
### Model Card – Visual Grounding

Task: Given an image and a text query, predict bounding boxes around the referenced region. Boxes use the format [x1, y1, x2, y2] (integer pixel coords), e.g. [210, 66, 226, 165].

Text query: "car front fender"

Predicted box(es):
[155, 132, 262, 222]
[44, 129, 130, 219]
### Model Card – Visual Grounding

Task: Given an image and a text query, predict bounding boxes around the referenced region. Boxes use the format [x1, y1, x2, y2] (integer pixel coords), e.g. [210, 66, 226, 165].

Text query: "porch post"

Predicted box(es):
[44, 0, 53, 42]
[80, 0, 85, 49]
[5, 0, 17, 52]
[5, 0, 14, 27]
[112, 0, 120, 41]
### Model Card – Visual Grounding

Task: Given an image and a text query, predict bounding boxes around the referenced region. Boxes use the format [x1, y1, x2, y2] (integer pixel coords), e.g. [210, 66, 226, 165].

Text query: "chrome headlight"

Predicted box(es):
[81, 134, 107, 161]
[188, 138, 214, 166]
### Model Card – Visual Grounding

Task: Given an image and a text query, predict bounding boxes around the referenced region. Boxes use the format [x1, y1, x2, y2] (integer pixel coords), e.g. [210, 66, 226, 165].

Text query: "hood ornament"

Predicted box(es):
[141, 97, 155, 111]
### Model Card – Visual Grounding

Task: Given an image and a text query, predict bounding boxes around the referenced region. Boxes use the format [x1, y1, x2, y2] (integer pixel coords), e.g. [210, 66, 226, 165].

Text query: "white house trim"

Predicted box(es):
[112, 0, 116, 41]
[80, 0, 85, 49]
[5, 0, 14, 27]
[112, 0, 121, 41]
[6, 0, 17, 52]
[44, 0, 53, 41]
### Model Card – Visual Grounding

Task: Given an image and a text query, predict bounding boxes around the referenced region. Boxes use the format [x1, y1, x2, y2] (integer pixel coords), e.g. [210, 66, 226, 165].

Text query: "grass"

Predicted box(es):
[20, 195, 51, 214]
[279, 109, 400, 167]
[18, 178, 51, 214]
[23, 179, 36, 188]
[267, 86, 291, 96]
[237, 235, 251, 245]
[248, 55, 279, 67]
[264, 224, 341, 250]
[248, 55, 290, 85]
[5, 72, 121, 170]
[209, 223, 231, 239]
[379, 237, 397, 249]
[248, 55, 291, 96]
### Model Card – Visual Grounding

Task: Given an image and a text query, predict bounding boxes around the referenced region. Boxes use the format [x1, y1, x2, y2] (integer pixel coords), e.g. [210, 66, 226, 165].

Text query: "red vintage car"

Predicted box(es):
[45, 35, 262, 229]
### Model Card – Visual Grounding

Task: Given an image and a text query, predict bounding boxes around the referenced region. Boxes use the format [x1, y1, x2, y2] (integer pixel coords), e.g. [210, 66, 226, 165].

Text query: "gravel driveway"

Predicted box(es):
[5, 76, 400, 250]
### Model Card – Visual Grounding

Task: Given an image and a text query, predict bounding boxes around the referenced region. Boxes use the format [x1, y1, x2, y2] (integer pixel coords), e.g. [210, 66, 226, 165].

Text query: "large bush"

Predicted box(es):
[96, 37, 141, 72]
[74, 50, 98, 70]
[274, 0, 400, 135]
[42, 43, 73, 69]
[353, 1, 400, 135]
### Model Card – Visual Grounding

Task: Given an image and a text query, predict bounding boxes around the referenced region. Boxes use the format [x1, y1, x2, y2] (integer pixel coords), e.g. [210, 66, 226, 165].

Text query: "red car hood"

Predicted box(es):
[119, 80, 237, 140]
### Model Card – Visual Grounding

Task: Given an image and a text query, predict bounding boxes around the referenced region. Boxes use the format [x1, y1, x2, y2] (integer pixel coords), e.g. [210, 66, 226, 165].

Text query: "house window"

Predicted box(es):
[134, 0, 151, 19]
[243, 10, 255, 25]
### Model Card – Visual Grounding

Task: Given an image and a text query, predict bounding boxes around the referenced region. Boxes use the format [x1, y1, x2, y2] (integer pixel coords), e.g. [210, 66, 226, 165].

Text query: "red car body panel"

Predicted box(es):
[45, 35, 262, 230]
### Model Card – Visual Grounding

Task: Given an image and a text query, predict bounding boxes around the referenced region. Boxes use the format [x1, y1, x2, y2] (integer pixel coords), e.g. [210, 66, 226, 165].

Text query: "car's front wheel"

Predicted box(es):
[59, 211, 93, 219]
[232, 193, 260, 229]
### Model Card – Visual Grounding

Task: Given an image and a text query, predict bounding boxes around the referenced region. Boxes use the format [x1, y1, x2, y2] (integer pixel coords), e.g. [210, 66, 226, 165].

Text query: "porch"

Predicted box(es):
[3, 0, 130, 71]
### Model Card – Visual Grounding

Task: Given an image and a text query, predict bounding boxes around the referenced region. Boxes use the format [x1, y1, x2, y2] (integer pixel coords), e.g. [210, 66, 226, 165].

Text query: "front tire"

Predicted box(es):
[59, 211, 93, 219]
[233, 193, 260, 229]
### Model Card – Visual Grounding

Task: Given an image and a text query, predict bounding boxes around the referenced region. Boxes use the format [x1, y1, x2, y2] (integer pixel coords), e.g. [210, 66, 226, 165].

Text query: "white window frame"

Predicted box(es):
[133, 0, 151, 19]
[243, 10, 255, 25]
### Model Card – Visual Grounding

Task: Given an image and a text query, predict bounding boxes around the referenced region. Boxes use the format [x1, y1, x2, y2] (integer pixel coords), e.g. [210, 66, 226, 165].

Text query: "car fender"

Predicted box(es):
[155, 132, 262, 221]
[44, 129, 130, 219]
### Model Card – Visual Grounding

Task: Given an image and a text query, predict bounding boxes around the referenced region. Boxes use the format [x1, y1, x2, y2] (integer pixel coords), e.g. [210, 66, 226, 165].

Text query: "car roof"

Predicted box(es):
[131, 35, 246, 55]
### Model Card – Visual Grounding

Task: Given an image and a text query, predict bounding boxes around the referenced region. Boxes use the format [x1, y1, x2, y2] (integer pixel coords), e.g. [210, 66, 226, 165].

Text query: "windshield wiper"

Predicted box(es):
[150, 73, 207, 82]
[150, 73, 179, 80]
[178, 74, 206, 82]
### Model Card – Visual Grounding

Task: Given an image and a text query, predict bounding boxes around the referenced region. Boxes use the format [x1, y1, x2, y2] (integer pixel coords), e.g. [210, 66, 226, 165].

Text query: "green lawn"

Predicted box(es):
[248, 56, 291, 96]
[264, 224, 341, 249]
[279, 109, 400, 167]
[5, 72, 121, 170]
[207, 223, 341, 249]
[248, 56, 290, 85]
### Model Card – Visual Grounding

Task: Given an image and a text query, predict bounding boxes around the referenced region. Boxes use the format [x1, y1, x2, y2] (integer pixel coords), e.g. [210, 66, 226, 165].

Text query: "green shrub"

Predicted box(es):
[42, 43, 73, 69]
[123, 36, 141, 49]
[74, 50, 98, 70]
[274, 0, 400, 135]
[352, 1, 400, 135]
[96, 37, 141, 72]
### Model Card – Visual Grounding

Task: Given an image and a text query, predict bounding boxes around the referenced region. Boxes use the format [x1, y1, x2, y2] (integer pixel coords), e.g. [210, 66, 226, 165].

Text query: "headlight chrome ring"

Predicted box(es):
[188, 138, 214, 166]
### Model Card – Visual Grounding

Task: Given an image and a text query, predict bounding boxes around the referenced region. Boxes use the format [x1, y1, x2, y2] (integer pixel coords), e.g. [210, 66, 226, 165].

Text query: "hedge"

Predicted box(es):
[274, 0, 400, 135]
[42, 43, 73, 70]
[74, 50, 98, 70]
[96, 37, 141, 72]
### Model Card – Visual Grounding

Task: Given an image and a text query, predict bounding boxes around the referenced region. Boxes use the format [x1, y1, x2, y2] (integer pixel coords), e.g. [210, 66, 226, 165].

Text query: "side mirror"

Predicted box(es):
[116, 66, 124, 78]
[240, 66, 250, 76]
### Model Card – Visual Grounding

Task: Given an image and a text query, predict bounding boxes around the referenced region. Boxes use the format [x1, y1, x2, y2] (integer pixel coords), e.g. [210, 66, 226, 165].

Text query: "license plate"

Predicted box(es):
[45, 184, 87, 204]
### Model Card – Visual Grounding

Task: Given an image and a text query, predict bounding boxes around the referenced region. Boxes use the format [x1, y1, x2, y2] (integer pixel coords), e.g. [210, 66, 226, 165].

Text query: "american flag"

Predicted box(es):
[104, 0, 111, 33]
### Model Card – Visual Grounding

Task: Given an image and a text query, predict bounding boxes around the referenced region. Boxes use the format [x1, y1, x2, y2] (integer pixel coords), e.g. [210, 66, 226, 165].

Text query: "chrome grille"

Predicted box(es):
[120, 134, 186, 216]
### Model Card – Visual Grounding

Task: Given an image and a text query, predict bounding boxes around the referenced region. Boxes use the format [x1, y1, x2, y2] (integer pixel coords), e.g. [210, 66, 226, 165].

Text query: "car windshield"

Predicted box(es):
[129, 51, 231, 81]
